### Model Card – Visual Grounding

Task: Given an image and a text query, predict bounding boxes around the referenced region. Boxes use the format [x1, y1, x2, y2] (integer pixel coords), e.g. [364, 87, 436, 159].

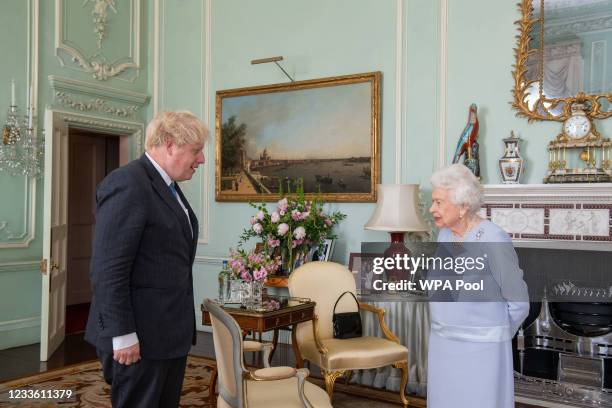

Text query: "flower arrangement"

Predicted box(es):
[228, 247, 281, 282]
[239, 180, 346, 273]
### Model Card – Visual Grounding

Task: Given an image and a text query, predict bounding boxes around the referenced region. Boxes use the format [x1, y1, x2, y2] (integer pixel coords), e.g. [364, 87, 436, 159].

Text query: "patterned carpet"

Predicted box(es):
[0, 355, 215, 407]
[0, 356, 411, 407]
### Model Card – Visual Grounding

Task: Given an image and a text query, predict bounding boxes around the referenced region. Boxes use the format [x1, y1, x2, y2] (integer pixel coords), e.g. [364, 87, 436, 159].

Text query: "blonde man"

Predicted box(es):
[86, 111, 208, 408]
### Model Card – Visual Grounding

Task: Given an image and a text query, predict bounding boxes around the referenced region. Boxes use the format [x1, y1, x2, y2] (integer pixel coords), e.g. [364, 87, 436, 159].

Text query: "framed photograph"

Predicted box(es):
[309, 238, 335, 262]
[215, 72, 381, 202]
[348, 252, 380, 292]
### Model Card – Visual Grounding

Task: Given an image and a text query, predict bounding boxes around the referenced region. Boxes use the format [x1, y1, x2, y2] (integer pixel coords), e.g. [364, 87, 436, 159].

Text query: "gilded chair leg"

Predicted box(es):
[323, 370, 345, 400]
[393, 360, 409, 407]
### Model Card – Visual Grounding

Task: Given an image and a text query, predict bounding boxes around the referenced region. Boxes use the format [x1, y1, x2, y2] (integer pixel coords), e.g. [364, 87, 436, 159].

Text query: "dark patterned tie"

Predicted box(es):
[169, 182, 178, 199]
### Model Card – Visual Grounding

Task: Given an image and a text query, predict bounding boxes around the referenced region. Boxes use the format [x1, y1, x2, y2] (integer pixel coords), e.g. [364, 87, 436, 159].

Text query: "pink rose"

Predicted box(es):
[250, 217, 257, 225]
[293, 226, 306, 240]
[256, 210, 265, 221]
[271, 211, 280, 223]
[324, 218, 333, 226]
[278, 198, 288, 212]
[291, 209, 301, 221]
[278, 223, 289, 236]
[267, 236, 280, 248]
[253, 223, 263, 234]
[300, 211, 310, 220]
[240, 271, 252, 282]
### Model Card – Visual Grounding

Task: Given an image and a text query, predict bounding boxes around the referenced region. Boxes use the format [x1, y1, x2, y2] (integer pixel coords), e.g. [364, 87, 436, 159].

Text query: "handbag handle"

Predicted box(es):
[333, 291, 360, 314]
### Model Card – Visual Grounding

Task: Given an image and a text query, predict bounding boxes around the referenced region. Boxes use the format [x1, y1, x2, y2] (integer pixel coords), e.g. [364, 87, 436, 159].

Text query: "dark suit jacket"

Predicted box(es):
[85, 154, 198, 359]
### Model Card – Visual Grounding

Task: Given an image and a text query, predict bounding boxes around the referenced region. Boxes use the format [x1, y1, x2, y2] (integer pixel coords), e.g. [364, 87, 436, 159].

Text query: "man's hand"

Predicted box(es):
[113, 343, 141, 365]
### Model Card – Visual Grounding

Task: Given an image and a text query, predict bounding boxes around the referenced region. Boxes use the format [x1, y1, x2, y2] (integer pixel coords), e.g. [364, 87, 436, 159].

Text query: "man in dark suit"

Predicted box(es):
[85, 111, 208, 407]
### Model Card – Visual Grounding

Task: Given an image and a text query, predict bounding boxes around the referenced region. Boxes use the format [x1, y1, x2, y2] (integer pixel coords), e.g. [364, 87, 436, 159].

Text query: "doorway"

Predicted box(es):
[65, 130, 120, 335]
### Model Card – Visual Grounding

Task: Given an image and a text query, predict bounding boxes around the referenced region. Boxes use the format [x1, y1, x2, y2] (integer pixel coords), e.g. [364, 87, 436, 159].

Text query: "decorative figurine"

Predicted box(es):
[452, 103, 480, 178]
[498, 131, 524, 184]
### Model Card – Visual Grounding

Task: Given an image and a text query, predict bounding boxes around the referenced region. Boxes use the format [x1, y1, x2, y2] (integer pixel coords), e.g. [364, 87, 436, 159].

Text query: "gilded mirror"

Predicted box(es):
[512, 0, 612, 122]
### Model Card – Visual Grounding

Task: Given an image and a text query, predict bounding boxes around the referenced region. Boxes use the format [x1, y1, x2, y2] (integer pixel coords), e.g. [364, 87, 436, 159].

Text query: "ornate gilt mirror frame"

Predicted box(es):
[512, 0, 612, 122]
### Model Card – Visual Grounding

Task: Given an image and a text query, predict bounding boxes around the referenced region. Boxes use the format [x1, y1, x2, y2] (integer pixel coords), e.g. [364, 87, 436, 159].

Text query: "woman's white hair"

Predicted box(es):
[430, 163, 483, 215]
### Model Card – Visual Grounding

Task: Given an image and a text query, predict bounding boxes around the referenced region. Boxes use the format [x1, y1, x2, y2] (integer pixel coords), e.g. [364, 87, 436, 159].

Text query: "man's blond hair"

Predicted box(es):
[145, 111, 208, 150]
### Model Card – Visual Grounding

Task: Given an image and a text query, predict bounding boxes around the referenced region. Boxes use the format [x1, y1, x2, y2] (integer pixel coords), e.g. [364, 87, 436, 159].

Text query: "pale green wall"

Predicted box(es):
[445, 0, 611, 183]
[157, 0, 612, 333]
[0, 0, 151, 349]
[1, 0, 610, 349]
[0, 0, 42, 350]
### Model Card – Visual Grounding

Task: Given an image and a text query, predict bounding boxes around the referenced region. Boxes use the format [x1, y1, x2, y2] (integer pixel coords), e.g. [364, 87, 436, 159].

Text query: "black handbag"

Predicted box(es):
[332, 291, 363, 339]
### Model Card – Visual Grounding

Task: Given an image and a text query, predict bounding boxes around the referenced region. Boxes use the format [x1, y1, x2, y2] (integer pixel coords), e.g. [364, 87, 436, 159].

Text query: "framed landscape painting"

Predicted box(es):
[215, 72, 380, 202]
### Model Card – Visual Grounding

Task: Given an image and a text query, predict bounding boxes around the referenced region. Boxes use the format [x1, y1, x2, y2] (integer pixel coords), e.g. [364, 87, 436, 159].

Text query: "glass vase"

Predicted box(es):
[280, 246, 309, 276]
[280, 245, 294, 276]
[243, 280, 264, 310]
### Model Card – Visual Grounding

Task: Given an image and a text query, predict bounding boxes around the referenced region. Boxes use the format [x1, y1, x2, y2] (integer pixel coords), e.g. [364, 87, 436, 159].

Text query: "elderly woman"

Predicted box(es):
[426, 164, 529, 408]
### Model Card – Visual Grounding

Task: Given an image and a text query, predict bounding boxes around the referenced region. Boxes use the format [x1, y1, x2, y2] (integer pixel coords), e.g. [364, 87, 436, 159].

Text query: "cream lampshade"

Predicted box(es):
[365, 184, 429, 282]
[365, 184, 428, 233]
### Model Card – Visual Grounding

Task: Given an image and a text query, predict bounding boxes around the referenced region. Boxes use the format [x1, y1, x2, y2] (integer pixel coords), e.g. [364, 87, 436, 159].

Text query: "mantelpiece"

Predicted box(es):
[482, 184, 612, 250]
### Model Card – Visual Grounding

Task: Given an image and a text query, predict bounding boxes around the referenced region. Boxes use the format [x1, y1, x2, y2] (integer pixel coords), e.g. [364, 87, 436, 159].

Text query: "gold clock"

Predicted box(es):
[545, 102, 611, 183]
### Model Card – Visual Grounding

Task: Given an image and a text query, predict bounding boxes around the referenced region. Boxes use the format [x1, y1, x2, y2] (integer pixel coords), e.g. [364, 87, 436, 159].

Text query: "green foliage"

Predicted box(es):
[239, 179, 346, 258]
[221, 116, 247, 172]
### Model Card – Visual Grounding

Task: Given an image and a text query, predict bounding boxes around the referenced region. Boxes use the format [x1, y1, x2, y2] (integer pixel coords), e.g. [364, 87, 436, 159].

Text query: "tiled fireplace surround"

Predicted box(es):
[482, 184, 612, 407]
[482, 184, 612, 247]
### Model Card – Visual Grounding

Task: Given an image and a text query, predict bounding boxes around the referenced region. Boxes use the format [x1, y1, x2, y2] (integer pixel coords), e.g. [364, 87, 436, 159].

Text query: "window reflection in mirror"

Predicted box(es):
[519, 0, 612, 118]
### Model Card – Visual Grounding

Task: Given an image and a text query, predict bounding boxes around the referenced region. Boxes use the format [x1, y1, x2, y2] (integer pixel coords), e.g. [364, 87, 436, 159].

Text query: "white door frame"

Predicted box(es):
[40, 109, 144, 361]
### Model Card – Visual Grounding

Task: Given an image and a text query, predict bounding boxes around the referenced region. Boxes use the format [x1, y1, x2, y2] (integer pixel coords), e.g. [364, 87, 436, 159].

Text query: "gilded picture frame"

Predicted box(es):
[215, 72, 381, 202]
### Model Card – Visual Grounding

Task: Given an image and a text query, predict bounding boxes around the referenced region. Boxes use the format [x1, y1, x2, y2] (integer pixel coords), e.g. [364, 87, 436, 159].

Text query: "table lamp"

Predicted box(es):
[365, 184, 429, 282]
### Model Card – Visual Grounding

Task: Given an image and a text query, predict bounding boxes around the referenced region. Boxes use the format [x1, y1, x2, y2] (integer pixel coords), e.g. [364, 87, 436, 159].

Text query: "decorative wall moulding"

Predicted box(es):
[54, 92, 138, 119]
[194, 256, 227, 266]
[0, 178, 36, 249]
[0, 261, 40, 274]
[55, 0, 141, 82]
[49, 76, 149, 120]
[49, 76, 148, 105]
[482, 184, 612, 249]
[52, 110, 145, 154]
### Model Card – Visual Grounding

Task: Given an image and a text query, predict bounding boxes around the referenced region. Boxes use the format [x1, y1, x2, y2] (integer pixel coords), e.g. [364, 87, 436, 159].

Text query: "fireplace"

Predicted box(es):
[513, 247, 612, 407]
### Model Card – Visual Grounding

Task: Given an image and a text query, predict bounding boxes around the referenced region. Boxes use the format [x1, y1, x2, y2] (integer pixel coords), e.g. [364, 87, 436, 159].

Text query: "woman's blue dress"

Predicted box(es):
[427, 219, 529, 408]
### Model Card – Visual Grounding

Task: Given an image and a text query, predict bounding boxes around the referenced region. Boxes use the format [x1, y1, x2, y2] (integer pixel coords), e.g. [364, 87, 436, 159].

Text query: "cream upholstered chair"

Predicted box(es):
[208, 339, 273, 403]
[288, 261, 409, 406]
[203, 299, 331, 408]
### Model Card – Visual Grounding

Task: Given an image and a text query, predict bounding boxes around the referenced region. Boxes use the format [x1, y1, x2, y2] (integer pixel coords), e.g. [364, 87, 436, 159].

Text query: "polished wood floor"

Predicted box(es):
[0, 331, 542, 407]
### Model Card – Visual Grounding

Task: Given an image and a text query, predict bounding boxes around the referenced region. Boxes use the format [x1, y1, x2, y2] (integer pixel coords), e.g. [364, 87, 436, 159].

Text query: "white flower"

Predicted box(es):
[256, 210, 265, 221]
[271, 211, 280, 223]
[277, 223, 289, 236]
[253, 223, 263, 234]
[278, 198, 288, 211]
[294, 226, 306, 240]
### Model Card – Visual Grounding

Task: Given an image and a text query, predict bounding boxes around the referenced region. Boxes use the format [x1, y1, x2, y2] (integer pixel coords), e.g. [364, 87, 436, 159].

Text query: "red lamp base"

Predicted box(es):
[383, 232, 412, 282]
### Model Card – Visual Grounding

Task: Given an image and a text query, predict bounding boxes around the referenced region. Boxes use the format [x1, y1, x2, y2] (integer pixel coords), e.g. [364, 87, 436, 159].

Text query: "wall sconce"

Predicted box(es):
[0, 80, 44, 178]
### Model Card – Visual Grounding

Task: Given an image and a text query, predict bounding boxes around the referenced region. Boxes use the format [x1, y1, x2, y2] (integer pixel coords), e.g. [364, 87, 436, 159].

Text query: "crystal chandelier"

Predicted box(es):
[0, 81, 44, 178]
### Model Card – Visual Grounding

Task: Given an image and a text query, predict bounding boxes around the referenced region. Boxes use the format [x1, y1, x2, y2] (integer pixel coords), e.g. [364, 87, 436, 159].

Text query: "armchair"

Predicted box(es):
[208, 338, 273, 403]
[203, 299, 331, 408]
[288, 261, 409, 406]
